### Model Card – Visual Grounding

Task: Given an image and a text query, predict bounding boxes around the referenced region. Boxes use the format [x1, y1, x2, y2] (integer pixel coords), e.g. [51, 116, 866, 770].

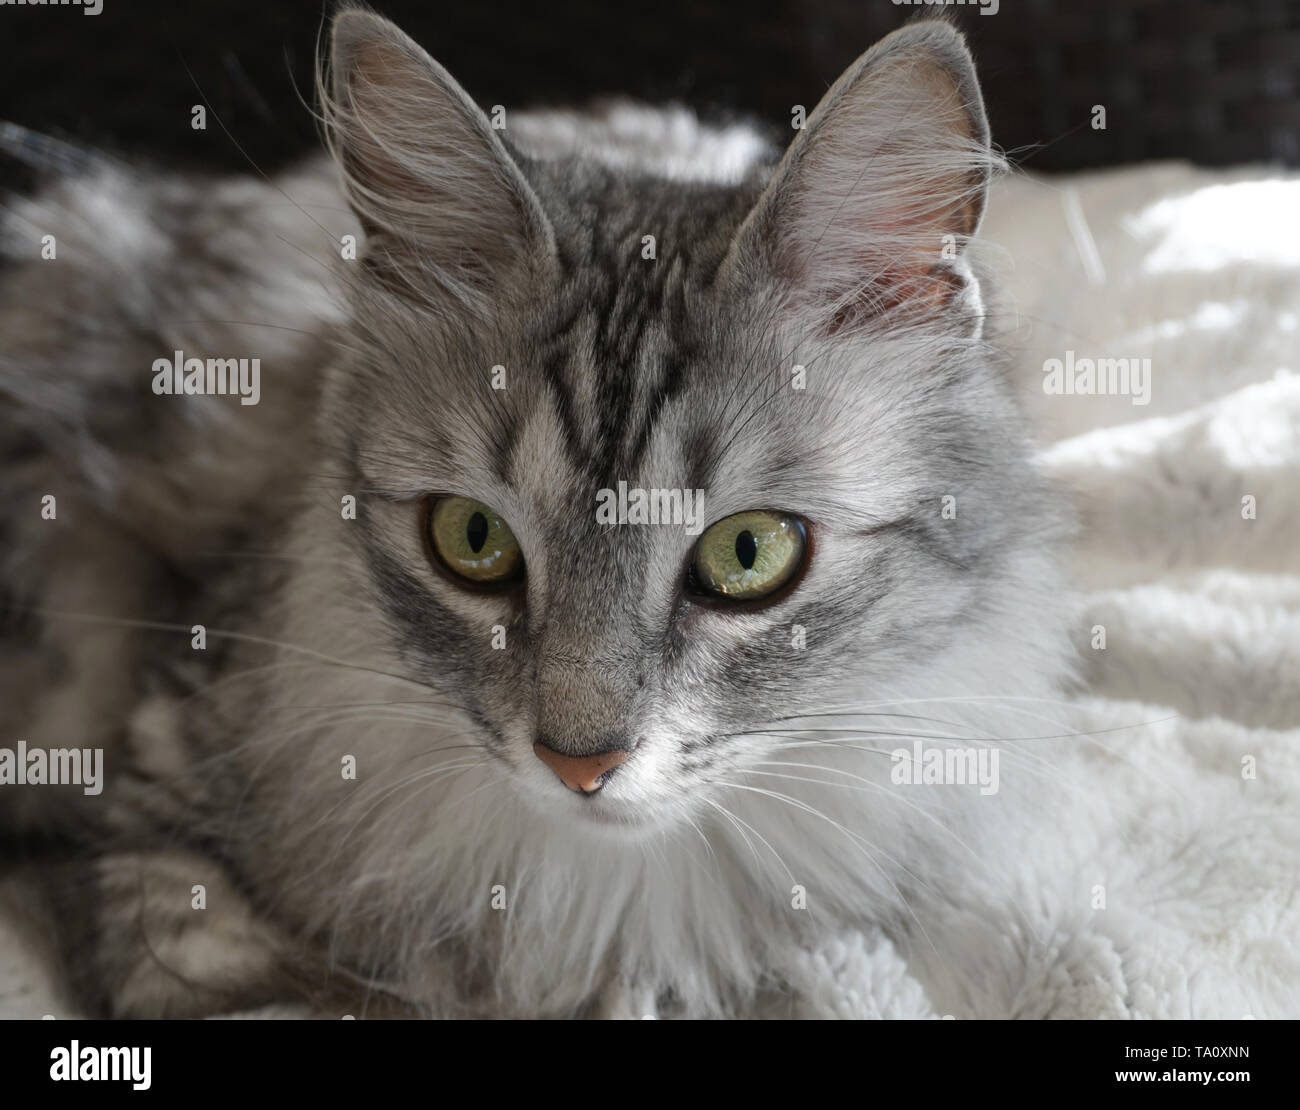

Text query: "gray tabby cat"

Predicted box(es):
[0, 9, 1071, 1017]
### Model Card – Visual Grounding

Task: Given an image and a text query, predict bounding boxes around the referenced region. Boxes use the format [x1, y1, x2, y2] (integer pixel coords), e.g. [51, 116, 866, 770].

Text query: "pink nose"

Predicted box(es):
[533, 743, 633, 794]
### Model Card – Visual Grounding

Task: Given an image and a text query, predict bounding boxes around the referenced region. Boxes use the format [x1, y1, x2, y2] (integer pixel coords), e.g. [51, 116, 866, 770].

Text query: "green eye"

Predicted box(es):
[691, 511, 806, 601]
[428, 497, 524, 585]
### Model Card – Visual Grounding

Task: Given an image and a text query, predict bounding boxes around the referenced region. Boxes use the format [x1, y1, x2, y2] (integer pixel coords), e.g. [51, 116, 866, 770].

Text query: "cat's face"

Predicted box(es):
[321, 13, 1043, 833]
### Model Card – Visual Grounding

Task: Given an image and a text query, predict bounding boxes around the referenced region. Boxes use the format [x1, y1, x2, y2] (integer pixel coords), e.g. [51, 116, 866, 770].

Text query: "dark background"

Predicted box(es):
[1, 0, 1299, 177]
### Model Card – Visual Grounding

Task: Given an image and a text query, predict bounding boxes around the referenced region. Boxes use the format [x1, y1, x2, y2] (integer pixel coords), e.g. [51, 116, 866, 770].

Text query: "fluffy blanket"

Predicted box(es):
[2, 161, 1297, 1019]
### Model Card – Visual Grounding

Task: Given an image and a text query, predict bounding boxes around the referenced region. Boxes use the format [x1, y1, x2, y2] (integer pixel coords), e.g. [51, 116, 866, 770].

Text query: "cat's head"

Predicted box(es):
[315, 10, 1060, 834]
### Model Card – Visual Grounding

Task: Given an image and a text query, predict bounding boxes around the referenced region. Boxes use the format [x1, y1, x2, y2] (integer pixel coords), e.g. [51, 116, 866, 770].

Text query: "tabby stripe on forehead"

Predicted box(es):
[625, 342, 694, 473]
[526, 293, 591, 471]
[586, 279, 641, 476]
[624, 279, 697, 471]
[537, 348, 587, 470]
[594, 268, 693, 477]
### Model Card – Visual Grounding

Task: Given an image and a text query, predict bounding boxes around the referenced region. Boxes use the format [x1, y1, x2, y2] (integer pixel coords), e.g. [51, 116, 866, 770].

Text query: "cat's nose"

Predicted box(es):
[532, 739, 636, 794]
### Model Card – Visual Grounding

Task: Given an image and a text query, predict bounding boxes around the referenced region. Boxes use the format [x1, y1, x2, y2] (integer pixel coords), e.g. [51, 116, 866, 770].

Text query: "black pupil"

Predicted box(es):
[466, 511, 489, 554]
[735, 530, 757, 570]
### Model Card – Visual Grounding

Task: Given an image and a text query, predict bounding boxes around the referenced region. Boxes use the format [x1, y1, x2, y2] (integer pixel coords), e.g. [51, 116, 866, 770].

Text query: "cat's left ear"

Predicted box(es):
[326, 10, 556, 301]
[723, 21, 994, 336]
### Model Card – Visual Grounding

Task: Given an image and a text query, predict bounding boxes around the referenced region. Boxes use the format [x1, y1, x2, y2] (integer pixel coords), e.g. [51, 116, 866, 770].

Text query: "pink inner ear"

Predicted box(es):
[795, 184, 978, 332]
[748, 38, 990, 334]
[825, 261, 966, 335]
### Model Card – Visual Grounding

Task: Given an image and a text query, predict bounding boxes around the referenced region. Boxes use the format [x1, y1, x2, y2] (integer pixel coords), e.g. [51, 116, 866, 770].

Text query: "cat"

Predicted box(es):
[0, 8, 1073, 1017]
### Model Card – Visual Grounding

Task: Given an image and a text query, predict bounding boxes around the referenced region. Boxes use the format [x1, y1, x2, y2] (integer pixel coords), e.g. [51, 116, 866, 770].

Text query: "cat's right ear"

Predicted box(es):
[326, 10, 556, 303]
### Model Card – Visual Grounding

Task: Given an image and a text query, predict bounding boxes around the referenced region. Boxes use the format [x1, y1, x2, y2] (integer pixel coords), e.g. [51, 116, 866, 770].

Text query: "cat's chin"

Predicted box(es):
[560, 795, 661, 837]
[512, 780, 666, 839]
[575, 803, 651, 832]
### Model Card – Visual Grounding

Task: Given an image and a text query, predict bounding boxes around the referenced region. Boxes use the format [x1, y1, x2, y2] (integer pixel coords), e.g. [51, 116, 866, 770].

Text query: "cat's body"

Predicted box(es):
[1, 12, 1073, 1017]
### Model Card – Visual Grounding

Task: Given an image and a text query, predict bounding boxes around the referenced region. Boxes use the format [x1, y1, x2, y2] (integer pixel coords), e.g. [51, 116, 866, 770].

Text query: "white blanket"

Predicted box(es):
[3, 162, 1298, 1019]
[779, 162, 1300, 1018]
